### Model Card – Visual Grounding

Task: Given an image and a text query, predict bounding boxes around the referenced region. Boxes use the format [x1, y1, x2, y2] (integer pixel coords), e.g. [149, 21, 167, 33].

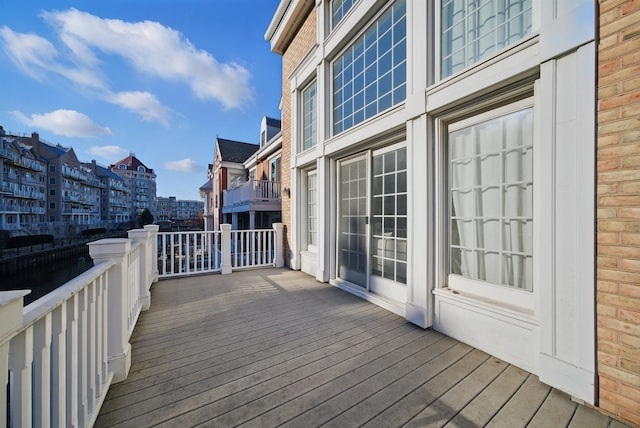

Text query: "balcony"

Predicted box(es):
[0, 226, 628, 427]
[223, 178, 281, 214]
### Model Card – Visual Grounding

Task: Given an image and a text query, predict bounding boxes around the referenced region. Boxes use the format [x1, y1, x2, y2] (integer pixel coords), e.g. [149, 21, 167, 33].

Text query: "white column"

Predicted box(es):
[128, 228, 152, 311]
[0, 290, 29, 426]
[316, 158, 329, 282]
[249, 211, 255, 230]
[220, 224, 232, 274]
[231, 213, 238, 230]
[144, 224, 159, 283]
[87, 238, 132, 383]
[273, 223, 285, 268]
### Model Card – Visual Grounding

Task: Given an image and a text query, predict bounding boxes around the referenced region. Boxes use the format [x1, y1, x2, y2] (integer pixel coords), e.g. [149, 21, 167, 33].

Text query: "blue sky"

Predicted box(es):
[0, 0, 282, 200]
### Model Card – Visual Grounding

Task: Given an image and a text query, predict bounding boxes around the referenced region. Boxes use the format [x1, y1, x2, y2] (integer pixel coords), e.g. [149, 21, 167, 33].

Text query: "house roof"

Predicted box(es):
[216, 138, 259, 163]
[110, 154, 154, 173]
[199, 178, 213, 192]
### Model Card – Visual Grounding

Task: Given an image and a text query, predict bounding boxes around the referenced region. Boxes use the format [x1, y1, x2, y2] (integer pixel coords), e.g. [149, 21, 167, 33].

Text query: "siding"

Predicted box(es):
[597, 1, 640, 426]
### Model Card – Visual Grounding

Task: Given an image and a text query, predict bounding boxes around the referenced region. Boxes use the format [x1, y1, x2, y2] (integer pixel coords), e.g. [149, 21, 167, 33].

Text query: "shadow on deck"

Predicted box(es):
[95, 269, 628, 428]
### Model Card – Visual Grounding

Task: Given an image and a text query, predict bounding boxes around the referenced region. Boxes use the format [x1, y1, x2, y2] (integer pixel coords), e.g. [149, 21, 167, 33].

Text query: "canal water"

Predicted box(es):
[0, 253, 94, 306]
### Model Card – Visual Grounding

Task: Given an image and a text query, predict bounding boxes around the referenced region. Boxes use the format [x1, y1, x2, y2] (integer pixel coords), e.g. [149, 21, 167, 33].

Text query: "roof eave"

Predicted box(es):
[265, 0, 314, 55]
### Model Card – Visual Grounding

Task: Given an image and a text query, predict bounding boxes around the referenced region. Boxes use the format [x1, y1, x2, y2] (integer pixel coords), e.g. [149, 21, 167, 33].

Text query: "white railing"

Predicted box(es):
[157, 223, 284, 278]
[0, 224, 159, 427]
[222, 179, 281, 208]
[0, 222, 283, 426]
[230, 229, 276, 269]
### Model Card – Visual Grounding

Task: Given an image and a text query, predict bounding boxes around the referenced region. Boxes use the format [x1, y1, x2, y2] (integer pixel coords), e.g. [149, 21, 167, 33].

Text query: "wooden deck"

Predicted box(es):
[95, 269, 628, 428]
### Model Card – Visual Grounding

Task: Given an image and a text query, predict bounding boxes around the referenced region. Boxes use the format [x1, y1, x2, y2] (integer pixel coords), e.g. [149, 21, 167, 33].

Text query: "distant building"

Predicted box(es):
[206, 138, 260, 231]
[156, 196, 203, 222]
[15, 132, 102, 225]
[109, 154, 157, 220]
[0, 127, 47, 231]
[84, 160, 131, 224]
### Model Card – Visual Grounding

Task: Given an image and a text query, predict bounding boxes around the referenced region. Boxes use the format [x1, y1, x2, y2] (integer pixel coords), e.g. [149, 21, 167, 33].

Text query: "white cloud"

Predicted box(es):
[11, 109, 111, 137]
[43, 8, 254, 109]
[164, 158, 200, 172]
[111, 91, 172, 126]
[86, 145, 128, 161]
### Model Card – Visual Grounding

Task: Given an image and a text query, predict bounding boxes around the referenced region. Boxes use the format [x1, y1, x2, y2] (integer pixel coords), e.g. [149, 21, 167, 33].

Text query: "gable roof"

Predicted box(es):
[216, 138, 259, 163]
[110, 154, 154, 173]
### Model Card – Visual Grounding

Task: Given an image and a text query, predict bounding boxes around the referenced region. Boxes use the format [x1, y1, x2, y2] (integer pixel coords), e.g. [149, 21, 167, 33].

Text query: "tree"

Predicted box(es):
[139, 208, 154, 227]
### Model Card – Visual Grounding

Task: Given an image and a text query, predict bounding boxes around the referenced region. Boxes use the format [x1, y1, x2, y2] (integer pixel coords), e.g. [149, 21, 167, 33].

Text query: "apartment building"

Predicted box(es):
[15, 132, 103, 225]
[156, 196, 204, 221]
[110, 154, 157, 220]
[265, 0, 638, 424]
[84, 160, 131, 224]
[0, 127, 47, 231]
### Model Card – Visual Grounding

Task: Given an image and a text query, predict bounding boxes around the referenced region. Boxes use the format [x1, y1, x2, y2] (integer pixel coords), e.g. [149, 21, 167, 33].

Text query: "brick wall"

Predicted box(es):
[280, 6, 317, 266]
[597, 1, 640, 425]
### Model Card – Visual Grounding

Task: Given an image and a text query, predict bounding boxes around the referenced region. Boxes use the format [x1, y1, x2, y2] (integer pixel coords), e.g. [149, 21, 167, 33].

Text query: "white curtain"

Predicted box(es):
[450, 108, 533, 290]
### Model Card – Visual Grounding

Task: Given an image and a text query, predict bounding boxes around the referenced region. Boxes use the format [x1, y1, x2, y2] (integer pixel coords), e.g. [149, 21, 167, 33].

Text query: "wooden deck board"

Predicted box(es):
[95, 269, 630, 428]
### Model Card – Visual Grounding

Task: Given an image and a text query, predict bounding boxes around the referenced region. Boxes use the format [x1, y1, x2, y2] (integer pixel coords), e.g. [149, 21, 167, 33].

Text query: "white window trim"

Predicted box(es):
[440, 96, 536, 312]
[300, 79, 318, 153]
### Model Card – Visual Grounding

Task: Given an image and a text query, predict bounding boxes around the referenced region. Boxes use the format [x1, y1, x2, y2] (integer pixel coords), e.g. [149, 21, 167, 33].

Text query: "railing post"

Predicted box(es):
[273, 222, 284, 268]
[144, 224, 159, 283]
[0, 290, 29, 426]
[220, 224, 232, 274]
[87, 238, 132, 383]
[128, 228, 152, 311]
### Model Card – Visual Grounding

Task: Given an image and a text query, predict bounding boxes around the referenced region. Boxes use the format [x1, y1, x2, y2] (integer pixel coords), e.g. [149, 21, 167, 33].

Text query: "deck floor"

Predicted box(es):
[95, 269, 628, 428]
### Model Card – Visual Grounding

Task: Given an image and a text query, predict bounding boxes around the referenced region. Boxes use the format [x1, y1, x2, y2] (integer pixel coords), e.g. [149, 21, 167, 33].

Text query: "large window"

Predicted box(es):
[441, 0, 532, 78]
[331, 0, 354, 29]
[448, 106, 533, 291]
[333, 0, 406, 135]
[372, 147, 407, 284]
[301, 80, 317, 151]
[306, 171, 318, 249]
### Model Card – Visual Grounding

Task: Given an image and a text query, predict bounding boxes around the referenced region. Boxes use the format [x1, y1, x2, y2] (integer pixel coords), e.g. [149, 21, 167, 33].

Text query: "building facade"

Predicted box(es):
[265, 0, 634, 423]
[596, 0, 640, 424]
[0, 128, 47, 231]
[84, 161, 131, 224]
[156, 196, 204, 222]
[110, 154, 157, 221]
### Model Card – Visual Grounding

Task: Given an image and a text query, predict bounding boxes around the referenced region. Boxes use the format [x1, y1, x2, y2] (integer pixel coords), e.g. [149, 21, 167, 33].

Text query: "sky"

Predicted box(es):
[0, 0, 282, 200]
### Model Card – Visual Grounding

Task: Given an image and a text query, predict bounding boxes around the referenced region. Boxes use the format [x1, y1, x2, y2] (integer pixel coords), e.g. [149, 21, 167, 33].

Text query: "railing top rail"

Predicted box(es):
[21, 259, 116, 328]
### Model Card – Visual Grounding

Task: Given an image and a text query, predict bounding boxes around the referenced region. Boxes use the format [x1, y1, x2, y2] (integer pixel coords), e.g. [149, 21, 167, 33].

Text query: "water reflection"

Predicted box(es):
[1, 254, 94, 306]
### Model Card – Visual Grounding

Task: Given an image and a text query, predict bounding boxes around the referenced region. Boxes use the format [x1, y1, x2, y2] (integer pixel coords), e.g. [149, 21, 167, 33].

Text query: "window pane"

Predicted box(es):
[441, 0, 532, 78]
[371, 147, 407, 284]
[302, 80, 317, 151]
[331, 0, 354, 29]
[449, 108, 533, 291]
[333, 0, 406, 135]
[307, 172, 318, 247]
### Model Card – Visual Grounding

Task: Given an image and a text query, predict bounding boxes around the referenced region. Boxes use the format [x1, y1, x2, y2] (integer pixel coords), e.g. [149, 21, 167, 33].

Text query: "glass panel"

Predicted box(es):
[441, 0, 532, 78]
[332, 0, 406, 134]
[371, 147, 407, 284]
[302, 80, 317, 151]
[449, 107, 533, 290]
[338, 159, 368, 287]
[307, 172, 317, 247]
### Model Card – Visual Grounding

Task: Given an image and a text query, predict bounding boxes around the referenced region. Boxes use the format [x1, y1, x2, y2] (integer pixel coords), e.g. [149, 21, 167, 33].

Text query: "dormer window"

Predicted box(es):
[118, 164, 126, 170]
[138, 166, 146, 172]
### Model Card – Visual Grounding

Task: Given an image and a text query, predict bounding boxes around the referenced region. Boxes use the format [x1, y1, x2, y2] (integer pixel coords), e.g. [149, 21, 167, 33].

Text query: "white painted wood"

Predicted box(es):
[51, 302, 67, 427]
[433, 289, 540, 374]
[540, 0, 595, 62]
[9, 325, 33, 427]
[32, 313, 52, 428]
[538, 43, 596, 404]
[0, 291, 28, 427]
[67, 293, 79, 427]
